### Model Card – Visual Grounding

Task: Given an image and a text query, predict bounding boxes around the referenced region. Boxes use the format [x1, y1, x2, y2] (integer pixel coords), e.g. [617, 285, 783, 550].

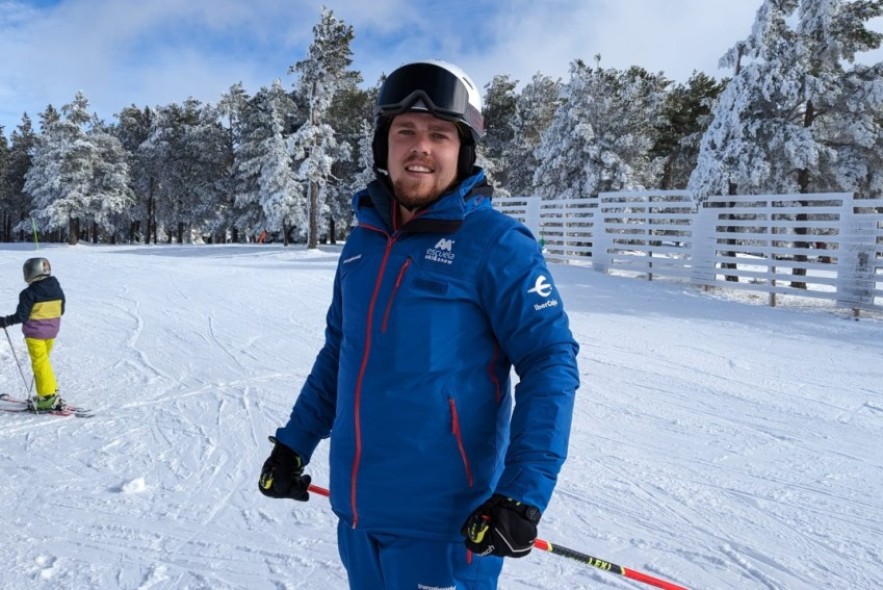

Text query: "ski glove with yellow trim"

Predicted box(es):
[462, 494, 541, 558]
[258, 436, 311, 501]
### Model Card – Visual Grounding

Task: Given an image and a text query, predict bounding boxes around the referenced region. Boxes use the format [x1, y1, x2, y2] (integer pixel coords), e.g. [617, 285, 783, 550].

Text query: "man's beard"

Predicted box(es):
[391, 176, 457, 211]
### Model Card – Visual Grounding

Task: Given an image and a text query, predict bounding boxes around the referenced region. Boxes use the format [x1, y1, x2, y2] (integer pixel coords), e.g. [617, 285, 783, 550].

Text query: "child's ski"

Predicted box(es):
[0, 393, 94, 418]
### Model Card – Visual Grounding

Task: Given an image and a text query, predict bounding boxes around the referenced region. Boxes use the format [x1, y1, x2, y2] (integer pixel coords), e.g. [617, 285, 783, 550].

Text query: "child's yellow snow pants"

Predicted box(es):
[25, 338, 57, 396]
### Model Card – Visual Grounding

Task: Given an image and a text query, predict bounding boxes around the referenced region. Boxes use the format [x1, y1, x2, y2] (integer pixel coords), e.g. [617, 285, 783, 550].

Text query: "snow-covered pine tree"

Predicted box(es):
[1, 114, 37, 241]
[797, 0, 883, 198]
[25, 92, 132, 245]
[146, 99, 227, 243]
[822, 63, 883, 198]
[289, 7, 358, 249]
[652, 72, 724, 190]
[507, 73, 561, 197]
[689, 0, 882, 287]
[114, 105, 157, 243]
[258, 80, 305, 246]
[217, 82, 250, 243]
[0, 126, 8, 231]
[325, 80, 373, 243]
[347, 119, 377, 201]
[482, 74, 519, 192]
[533, 57, 668, 201]
[232, 87, 277, 240]
[86, 118, 136, 242]
[689, 0, 883, 198]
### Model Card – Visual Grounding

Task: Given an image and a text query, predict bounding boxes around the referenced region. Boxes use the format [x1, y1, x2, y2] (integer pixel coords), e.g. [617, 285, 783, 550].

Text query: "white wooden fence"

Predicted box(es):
[494, 192, 883, 313]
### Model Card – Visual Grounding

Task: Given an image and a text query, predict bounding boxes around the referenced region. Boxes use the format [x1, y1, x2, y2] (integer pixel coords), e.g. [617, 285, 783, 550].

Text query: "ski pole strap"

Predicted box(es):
[306, 485, 689, 590]
[532, 538, 689, 590]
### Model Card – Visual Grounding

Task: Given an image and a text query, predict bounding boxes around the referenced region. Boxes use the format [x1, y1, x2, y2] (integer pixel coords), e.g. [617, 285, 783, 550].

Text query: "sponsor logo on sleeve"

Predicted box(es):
[528, 275, 559, 310]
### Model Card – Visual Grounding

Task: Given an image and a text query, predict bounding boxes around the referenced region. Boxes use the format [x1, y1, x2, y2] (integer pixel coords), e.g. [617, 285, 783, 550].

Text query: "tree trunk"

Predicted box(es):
[68, 216, 79, 245]
[722, 182, 739, 282]
[308, 181, 319, 249]
[791, 100, 815, 290]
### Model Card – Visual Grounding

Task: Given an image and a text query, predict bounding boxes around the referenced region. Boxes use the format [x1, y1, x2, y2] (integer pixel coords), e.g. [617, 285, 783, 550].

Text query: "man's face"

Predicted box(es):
[387, 112, 461, 210]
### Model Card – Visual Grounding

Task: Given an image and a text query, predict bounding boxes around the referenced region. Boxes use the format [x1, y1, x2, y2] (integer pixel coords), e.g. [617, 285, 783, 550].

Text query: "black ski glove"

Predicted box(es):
[258, 436, 311, 501]
[462, 494, 541, 558]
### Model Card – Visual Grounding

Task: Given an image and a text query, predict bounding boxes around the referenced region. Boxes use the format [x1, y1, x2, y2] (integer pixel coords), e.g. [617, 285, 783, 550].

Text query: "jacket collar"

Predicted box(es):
[354, 168, 493, 234]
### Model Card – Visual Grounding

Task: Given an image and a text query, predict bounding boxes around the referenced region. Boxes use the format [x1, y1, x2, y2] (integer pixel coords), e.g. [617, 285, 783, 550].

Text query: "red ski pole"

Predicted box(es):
[307, 484, 689, 590]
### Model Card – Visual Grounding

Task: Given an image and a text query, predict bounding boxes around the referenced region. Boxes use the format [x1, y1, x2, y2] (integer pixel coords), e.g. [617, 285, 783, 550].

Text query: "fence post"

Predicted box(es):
[523, 197, 541, 240]
[690, 201, 716, 287]
[836, 196, 876, 317]
[592, 197, 612, 274]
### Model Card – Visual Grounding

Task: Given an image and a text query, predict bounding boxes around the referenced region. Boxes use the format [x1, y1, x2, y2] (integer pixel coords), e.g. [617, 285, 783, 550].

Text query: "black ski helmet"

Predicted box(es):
[372, 60, 484, 181]
[23, 257, 51, 284]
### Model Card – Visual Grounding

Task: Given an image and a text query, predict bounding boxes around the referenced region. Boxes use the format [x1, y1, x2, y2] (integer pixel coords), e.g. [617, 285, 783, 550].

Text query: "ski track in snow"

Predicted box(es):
[0, 243, 881, 590]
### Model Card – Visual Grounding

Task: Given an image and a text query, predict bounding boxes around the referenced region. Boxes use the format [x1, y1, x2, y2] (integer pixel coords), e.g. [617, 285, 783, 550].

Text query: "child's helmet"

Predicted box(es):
[23, 258, 51, 284]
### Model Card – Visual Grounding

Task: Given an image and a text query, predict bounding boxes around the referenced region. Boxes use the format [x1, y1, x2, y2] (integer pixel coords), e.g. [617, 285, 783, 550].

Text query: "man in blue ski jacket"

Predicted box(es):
[259, 60, 580, 589]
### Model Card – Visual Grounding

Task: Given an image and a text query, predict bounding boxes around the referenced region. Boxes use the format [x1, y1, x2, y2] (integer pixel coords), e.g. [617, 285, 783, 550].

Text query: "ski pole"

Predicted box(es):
[3, 327, 32, 397]
[306, 484, 689, 590]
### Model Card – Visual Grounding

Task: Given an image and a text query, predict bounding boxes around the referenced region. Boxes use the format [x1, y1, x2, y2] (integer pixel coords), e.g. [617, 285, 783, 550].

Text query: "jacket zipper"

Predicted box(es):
[381, 258, 411, 332]
[350, 235, 395, 528]
[449, 398, 474, 487]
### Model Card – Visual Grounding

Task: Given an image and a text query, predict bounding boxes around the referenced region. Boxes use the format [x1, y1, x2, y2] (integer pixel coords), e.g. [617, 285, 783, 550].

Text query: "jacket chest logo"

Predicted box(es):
[425, 238, 456, 265]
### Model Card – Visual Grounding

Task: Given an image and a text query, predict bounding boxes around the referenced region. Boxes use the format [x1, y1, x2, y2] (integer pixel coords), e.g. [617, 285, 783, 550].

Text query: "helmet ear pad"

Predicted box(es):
[372, 119, 391, 174]
[457, 140, 476, 180]
[372, 118, 476, 181]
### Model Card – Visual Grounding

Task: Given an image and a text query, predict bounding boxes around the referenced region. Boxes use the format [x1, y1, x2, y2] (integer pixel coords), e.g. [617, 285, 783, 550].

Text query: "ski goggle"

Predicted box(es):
[375, 62, 484, 139]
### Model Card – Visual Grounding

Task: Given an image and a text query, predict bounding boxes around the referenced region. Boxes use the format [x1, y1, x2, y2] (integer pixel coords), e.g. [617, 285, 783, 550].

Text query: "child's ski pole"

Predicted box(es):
[3, 327, 32, 397]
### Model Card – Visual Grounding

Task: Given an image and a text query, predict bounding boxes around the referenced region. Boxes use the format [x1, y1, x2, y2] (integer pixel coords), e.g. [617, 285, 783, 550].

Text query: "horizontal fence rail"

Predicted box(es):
[494, 192, 883, 314]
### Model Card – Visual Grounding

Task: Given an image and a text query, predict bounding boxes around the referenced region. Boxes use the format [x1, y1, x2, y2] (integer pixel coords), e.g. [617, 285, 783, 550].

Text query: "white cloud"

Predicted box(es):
[0, 0, 880, 135]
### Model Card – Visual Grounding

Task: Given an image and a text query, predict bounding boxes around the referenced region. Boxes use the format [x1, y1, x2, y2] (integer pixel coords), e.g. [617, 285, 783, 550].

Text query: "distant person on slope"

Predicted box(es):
[259, 60, 580, 589]
[0, 257, 66, 411]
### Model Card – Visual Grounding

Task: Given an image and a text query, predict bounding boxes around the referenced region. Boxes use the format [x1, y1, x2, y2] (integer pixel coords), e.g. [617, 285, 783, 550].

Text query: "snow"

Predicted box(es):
[0, 242, 881, 590]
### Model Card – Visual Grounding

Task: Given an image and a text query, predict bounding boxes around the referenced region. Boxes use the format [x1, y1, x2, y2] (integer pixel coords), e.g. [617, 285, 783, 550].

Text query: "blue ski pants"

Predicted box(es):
[337, 520, 504, 590]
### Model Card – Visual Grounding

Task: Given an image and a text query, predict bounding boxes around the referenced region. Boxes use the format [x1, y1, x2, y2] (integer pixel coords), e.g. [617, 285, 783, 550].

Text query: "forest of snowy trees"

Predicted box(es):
[0, 0, 880, 246]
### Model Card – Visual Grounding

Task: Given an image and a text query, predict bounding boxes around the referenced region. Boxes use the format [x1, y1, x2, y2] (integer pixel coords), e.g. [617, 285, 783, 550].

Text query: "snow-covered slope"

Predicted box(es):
[0, 243, 880, 589]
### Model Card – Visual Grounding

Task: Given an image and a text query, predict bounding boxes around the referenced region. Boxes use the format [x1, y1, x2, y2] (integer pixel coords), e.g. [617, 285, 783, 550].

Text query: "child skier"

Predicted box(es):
[0, 258, 66, 411]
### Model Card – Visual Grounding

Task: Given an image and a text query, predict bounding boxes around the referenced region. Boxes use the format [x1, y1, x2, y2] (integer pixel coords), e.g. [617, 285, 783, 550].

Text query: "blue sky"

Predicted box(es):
[1, 0, 881, 137]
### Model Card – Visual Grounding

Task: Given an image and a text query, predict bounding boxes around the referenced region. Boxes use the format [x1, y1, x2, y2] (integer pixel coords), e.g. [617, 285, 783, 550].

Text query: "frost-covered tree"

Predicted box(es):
[533, 58, 668, 200]
[233, 82, 302, 243]
[145, 99, 227, 243]
[823, 63, 883, 198]
[326, 79, 374, 243]
[689, 0, 883, 198]
[689, 0, 883, 287]
[233, 89, 274, 238]
[508, 73, 561, 196]
[346, 119, 377, 199]
[38, 104, 60, 132]
[0, 127, 8, 233]
[258, 80, 305, 245]
[25, 92, 133, 244]
[87, 118, 137, 242]
[114, 105, 158, 243]
[1, 114, 37, 241]
[289, 6, 358, 249]
[217, 82, 250, 242]
[652, 72, 725, 189]
[482, 74, 519, 191]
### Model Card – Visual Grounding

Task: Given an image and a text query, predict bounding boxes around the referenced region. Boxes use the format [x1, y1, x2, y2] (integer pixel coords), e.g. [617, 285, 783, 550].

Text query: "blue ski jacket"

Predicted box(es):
[276, 169, 580, 541]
